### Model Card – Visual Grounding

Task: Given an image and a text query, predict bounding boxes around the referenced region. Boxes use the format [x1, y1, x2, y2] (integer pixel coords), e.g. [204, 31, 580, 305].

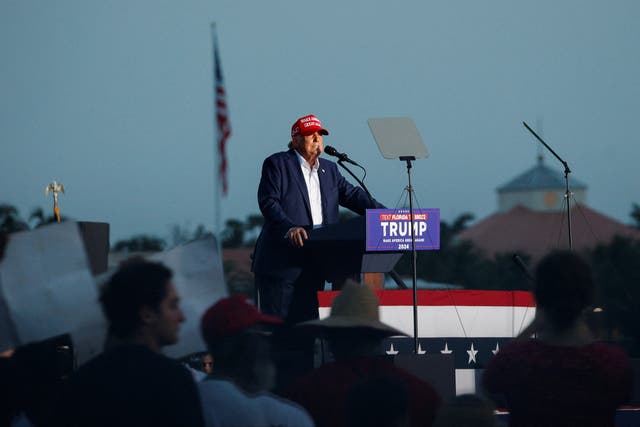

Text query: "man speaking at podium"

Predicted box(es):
[252, 114, 381, 324]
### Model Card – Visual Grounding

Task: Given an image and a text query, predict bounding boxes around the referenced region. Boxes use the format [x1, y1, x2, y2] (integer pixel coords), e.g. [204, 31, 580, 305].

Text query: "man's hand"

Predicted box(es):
[286, 227, 308, 248]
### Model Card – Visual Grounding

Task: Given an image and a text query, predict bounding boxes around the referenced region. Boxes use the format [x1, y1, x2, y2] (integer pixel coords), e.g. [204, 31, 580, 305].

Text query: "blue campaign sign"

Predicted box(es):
[366, 208, 440, 251]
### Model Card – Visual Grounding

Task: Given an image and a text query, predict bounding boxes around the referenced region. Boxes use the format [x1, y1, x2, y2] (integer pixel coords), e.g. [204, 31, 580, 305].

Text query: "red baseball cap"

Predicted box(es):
[291, 114, 329, 137]
[200, 295, 282, 344]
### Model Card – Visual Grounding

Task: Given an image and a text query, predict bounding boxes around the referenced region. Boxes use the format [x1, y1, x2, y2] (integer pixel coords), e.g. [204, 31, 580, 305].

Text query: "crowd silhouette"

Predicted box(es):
[0, 243, 634, 427]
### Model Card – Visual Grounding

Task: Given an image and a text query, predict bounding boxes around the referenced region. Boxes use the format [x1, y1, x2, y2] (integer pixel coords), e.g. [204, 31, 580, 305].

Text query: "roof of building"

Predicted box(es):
[497, 159, 587, 192]
[456, 204, 640, 261]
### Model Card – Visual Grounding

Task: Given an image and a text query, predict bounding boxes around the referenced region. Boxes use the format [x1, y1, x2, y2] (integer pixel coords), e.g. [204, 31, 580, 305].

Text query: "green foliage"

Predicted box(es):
[586, 236, 640, 350]
[631, 203, 640, 228]
[0, 203, 71, 234]
[244, 214, 264, 232]
[394, 212, 532, 290]
[221, 219, 245, 248]
[29, 207, 59, 228]
[112, 235, 166, 252]
[169, 223, 213, 247]
[220, 214, 268, 248]
[440, 212, 475, 246]
[0, 204, 29, 233]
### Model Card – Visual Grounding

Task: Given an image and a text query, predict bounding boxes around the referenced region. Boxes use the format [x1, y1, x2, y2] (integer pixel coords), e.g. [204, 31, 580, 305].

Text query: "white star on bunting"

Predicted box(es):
[386, 343, 399, 355]
[441, 342, 452, 354]
[492, 342, 500, 355]
[466, 343, 478, 364]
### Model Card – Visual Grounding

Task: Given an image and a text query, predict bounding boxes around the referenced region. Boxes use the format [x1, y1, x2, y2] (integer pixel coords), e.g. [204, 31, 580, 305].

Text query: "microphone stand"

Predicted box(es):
[522, 122, 573, 250]
[336, 160, 375, 205]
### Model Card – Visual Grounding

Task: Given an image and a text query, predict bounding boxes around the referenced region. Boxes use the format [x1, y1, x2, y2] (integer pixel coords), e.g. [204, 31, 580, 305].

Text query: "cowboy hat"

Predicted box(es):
[299, 280, 405, 337]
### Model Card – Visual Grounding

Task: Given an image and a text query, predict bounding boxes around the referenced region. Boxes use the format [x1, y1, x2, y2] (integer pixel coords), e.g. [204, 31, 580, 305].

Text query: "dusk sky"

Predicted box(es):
[1, 1, 639, 244]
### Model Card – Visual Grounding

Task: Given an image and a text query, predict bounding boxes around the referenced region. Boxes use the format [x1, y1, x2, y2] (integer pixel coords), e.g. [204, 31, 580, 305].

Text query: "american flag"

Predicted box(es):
[213, 33, 231, 196]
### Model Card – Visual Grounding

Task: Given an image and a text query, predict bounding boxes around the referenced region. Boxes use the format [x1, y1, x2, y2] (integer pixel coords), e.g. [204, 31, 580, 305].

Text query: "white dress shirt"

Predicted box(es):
[295, 150, 323, 226]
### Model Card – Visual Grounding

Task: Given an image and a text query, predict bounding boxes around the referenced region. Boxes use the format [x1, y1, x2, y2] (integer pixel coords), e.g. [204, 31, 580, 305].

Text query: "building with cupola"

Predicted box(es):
[457, 156, 640, 260]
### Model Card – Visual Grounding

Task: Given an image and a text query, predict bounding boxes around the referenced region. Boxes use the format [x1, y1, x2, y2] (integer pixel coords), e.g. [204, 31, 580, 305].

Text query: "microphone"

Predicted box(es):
[324, 146, 360, 166]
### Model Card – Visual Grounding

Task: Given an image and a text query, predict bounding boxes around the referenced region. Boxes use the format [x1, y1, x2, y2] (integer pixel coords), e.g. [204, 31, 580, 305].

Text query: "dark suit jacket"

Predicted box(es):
[252, 149, 380, 280]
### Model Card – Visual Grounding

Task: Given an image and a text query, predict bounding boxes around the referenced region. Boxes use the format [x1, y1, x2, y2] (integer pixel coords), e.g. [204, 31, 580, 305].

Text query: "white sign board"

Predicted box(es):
[0, 222, 105, 363]
[0, 226, 227, 363]
[149, 237, 227, 358]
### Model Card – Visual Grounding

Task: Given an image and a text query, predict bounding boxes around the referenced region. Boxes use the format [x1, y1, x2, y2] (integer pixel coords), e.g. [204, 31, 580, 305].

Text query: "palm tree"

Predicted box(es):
[112, 235, 166, 253]
[631, 203, 640, 229]
[29, 207, 45, 227]
[28, 207, 59, 228]
[221, 219, 245, 248]
[244, 214, 264, 232]
[169, 223, 214, 247]
[0, 204, 29, 233]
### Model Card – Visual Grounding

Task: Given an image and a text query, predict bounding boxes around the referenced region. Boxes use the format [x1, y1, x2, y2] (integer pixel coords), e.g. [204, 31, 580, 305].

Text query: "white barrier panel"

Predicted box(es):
[0, 229, 226, 364]
[0, 222, 104, 363]
[150, 237, 227, 358]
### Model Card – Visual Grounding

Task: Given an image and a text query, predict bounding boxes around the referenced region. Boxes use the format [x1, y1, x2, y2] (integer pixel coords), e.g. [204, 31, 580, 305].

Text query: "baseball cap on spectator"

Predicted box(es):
[291, 114, 329, 137]
[200, 295, 282, 344]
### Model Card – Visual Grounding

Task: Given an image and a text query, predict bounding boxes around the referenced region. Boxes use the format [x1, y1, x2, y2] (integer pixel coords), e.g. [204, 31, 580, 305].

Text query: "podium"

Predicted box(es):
[305, 216, 402, 284]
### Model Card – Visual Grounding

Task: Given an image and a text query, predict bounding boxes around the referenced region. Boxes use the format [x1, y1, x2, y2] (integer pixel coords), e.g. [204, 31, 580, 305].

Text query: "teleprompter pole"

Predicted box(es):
[400, 155, 419, 354]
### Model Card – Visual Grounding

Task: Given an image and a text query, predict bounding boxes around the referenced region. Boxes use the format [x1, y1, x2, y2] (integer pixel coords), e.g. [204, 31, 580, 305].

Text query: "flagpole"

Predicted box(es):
[211, 21, 232, 243]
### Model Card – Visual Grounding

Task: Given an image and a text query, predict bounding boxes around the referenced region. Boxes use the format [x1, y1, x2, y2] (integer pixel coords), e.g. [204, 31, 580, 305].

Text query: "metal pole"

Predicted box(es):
[564, 170, 573, 249]
[401, 156, 419, 354]
[523, 122, 573, 250]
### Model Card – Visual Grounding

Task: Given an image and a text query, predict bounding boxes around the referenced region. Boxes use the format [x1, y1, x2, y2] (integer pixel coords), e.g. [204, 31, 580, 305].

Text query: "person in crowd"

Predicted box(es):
[432, 394, 497, 427]
[0, 231, 15, 426]
[283, 281, 441, 427]
[5, 335, 73, 427]
[198, 295, 314, 427]
[346, 376, 411, 427]
[64, 259, 204, 427]
[201, 353, 213, 374]
[252, 114, 382, 324]
[0, 230, 8, 260]
[482, 250, 632, 427]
